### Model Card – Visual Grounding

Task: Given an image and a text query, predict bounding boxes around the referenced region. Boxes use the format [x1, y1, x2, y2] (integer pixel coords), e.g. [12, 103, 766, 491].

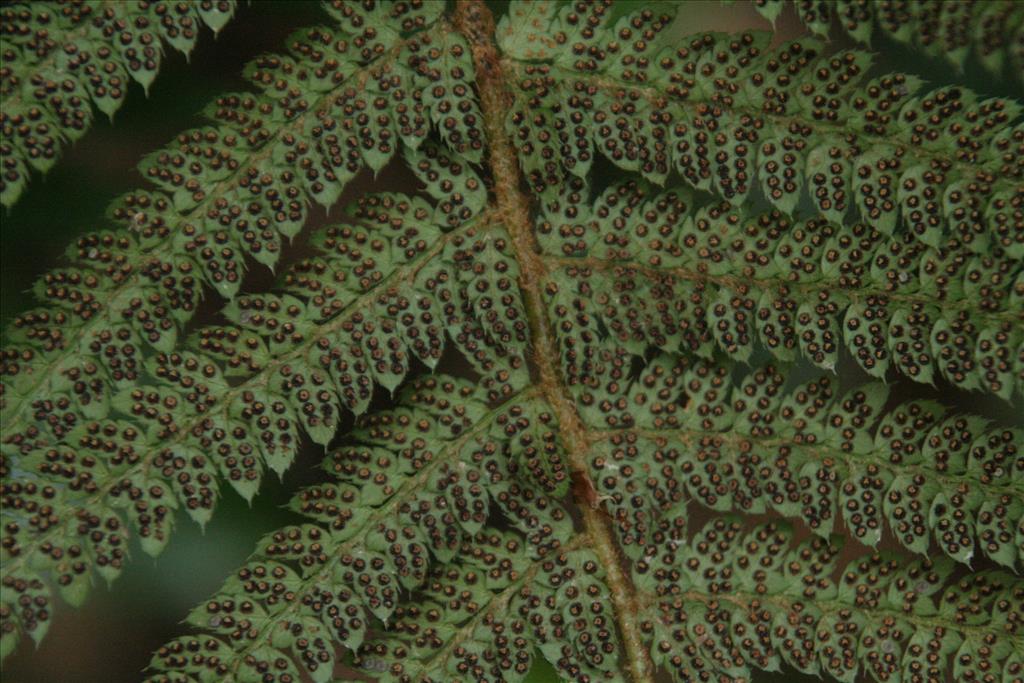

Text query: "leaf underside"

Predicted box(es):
[2, 2, 1022, 683]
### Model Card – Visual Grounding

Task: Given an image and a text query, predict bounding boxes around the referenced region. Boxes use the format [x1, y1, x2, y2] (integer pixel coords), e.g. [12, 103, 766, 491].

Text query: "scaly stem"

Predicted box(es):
[453, 3, 655, 682]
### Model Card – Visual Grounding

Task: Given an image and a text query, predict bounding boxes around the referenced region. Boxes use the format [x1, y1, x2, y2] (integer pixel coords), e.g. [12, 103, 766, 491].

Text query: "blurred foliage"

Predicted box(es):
[1, 1, 1020, 682]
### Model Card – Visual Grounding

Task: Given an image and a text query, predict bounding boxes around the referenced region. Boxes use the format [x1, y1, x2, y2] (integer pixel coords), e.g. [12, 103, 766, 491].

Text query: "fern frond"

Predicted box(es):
[748, 0, 1024, 84]
[4, 1, 1024, 680]
[500, 3, 1024, 256]
[542, 179, 1023, 400]
[143, 376, 619, 683]
[0, 0, 239, 208]
[630, 509, 1024, 683]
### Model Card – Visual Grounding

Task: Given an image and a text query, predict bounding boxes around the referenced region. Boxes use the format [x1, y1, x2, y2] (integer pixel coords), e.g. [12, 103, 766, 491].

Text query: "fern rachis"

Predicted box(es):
[2, 1, 1023, 682]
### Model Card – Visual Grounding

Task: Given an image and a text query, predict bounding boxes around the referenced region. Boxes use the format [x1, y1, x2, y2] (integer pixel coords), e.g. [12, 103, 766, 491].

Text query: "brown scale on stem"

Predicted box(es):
[453, 2, 656, 682]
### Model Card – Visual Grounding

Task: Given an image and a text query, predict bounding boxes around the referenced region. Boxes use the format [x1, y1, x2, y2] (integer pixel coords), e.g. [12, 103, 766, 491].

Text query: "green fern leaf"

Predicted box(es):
[1, 1, 483, 449]
[628, 508, 1024, 683]
[4, 2, 1024, 681]
[587, 359, 1023, 565]
[0, 112, 533, 650]
[0, 178, 525, 653]
[2, 5, 497, 652]
[146, 349, 1023, 681]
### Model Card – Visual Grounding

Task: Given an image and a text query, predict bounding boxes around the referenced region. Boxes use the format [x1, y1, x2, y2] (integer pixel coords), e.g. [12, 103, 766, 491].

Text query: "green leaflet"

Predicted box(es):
[629, 508, 1024, 683]
[503, 3, 1024, 256]
[586, 358, 1024, 567]
[0, 0, 240, 208]
[542, 179, 1023, 399]
[149, 351, 1023, 683]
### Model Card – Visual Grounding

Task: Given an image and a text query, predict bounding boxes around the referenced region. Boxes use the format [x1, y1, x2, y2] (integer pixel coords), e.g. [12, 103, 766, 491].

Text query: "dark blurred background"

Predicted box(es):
[1, 2, 1021, 682]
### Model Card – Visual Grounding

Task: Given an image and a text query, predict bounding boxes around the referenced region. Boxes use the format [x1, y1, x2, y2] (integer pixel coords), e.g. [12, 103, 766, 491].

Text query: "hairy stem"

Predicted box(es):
[454, 2, 655, 681]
